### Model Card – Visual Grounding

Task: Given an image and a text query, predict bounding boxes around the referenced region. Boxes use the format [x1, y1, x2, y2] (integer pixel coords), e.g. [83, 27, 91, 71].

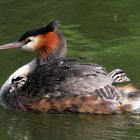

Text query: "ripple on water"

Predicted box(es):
[0, 108, 140, 140]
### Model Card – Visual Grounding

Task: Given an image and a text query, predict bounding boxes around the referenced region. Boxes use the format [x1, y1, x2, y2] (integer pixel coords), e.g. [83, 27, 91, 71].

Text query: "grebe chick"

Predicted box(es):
[10, 76, 27, 93]
[0, 21, 139, 114]
[108, 69, 130, 83]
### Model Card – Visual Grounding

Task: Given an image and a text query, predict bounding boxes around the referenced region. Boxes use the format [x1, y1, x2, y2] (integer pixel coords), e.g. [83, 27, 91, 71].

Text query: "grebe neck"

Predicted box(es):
[36, 33, 67, 65]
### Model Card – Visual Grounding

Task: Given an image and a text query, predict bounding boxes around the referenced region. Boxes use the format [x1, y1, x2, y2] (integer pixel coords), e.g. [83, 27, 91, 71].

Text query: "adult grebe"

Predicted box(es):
[0, 21, 139, 114]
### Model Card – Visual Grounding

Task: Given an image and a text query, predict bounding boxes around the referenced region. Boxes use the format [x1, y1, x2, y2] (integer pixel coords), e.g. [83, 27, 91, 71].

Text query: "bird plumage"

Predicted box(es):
[0, 21, 140, 114]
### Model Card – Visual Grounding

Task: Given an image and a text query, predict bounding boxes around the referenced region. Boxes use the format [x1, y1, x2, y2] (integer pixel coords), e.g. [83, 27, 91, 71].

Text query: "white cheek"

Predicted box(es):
[22, 42, 35, 52]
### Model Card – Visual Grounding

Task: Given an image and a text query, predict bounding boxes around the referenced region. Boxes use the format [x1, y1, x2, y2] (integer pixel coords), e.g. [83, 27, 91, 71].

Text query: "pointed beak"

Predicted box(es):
[127, 78, 130, 82]
[0, 42, 23, 50]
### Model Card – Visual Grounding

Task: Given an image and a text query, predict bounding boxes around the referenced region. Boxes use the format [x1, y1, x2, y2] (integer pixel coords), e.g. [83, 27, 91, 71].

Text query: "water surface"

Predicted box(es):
[0, 0, 140, 140]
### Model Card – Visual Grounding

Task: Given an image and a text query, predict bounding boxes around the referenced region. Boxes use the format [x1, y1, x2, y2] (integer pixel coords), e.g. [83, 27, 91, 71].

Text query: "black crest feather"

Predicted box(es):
[18, 20, 60, 41]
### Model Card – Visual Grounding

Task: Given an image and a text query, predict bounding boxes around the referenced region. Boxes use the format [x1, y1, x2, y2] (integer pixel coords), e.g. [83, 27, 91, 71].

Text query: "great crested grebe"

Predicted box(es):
[0, 21, 140, 114]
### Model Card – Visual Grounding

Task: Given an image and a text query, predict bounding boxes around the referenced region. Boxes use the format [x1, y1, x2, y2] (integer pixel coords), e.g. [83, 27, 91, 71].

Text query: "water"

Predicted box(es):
[0, 0, 140, 139]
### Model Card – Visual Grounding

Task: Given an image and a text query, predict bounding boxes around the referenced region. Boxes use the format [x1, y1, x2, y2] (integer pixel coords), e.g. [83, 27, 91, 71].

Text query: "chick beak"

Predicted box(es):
[0, 42, 23, 50]
[126, 77, 130, 82]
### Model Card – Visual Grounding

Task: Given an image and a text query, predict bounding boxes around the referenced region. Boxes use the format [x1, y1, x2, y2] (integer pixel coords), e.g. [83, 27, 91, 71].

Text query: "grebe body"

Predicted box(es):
[0, 21, 139, 114]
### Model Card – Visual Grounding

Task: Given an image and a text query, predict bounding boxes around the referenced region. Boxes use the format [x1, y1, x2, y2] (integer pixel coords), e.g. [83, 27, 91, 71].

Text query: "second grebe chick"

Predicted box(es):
[108, 69, 130, 83]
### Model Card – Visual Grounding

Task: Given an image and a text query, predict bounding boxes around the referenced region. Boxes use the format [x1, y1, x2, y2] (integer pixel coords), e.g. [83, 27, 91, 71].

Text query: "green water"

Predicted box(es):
[0, 0, 140, 139]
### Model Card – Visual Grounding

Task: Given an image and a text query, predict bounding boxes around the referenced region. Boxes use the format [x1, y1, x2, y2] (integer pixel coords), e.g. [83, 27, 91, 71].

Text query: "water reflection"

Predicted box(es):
[1, 110, 140, 140]
[62, 24, 101, 62]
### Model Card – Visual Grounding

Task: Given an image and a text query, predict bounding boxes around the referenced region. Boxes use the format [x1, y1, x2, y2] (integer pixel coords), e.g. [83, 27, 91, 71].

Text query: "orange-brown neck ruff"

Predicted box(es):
[36, 31, 65, 65]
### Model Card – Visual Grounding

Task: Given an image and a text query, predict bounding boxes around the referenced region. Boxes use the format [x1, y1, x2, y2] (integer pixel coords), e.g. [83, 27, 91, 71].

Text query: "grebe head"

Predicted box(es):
[0, 21, 67, 65]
